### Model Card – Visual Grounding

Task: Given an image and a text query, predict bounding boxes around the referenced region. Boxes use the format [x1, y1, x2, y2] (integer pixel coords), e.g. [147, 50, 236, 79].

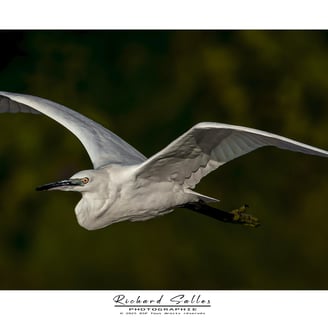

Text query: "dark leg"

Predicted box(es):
[182, 201, 260, 227]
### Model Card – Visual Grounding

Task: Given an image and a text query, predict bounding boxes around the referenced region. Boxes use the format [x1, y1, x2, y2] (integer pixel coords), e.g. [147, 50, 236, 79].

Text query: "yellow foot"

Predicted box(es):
[230, 204, 260, 228]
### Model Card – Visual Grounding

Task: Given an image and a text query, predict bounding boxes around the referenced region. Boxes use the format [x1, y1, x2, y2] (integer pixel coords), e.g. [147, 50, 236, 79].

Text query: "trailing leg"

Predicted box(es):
[182, 201, 260, 228]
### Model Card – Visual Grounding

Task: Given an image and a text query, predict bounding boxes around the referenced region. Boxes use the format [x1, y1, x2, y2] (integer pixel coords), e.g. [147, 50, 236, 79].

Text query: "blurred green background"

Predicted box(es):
[0, 31, 328, 289]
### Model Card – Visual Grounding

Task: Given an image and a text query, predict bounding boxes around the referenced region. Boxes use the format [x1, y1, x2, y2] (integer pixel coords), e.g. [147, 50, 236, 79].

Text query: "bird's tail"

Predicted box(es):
[184, 189, 220, 203]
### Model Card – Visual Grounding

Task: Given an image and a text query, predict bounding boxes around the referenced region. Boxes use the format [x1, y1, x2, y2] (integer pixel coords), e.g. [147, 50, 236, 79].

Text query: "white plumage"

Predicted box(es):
[0, 92, 327, 230]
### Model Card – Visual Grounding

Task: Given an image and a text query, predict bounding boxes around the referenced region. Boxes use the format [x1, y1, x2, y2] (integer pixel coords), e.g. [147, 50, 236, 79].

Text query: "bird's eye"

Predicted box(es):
[81, 177, 89, 184]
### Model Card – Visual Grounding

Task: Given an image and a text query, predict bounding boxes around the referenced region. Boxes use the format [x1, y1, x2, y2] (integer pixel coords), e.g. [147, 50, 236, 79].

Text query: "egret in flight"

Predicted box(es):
[0, 91, 327, 230]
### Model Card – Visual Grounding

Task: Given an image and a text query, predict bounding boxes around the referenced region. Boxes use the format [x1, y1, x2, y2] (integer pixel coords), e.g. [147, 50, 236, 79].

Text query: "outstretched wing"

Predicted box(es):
[0, 92, 146, 168]
[135, 122, 328, 189]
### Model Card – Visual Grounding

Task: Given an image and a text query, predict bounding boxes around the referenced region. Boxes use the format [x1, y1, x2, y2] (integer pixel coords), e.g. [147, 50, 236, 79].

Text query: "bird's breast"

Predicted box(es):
[74, 196, 115, 230]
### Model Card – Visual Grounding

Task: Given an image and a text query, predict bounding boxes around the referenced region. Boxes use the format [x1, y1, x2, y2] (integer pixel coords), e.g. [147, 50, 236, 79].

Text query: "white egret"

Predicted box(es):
[0, 91, 328, 230]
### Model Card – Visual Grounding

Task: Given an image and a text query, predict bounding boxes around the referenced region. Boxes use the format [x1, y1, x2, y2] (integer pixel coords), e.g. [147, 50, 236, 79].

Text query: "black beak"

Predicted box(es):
[36, 179, 82, 191]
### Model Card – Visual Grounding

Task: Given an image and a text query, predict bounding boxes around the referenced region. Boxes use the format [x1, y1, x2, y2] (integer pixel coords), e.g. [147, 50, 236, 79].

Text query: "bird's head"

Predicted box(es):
[36, 169, 97, 193]
[36, 168, 116, 230]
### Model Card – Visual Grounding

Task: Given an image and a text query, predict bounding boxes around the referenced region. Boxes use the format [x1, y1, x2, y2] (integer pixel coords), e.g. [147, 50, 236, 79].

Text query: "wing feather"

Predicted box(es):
[0, 92, 146, 168]
[135, 122, 328, 189]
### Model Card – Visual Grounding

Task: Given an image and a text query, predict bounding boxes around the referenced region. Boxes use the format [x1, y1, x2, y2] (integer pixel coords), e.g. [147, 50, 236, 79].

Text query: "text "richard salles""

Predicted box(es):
[113, 294, 211, 306]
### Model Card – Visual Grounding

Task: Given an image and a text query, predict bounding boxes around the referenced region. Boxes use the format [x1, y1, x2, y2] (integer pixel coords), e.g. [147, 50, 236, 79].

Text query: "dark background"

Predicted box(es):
[0, 31, 328, 289]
